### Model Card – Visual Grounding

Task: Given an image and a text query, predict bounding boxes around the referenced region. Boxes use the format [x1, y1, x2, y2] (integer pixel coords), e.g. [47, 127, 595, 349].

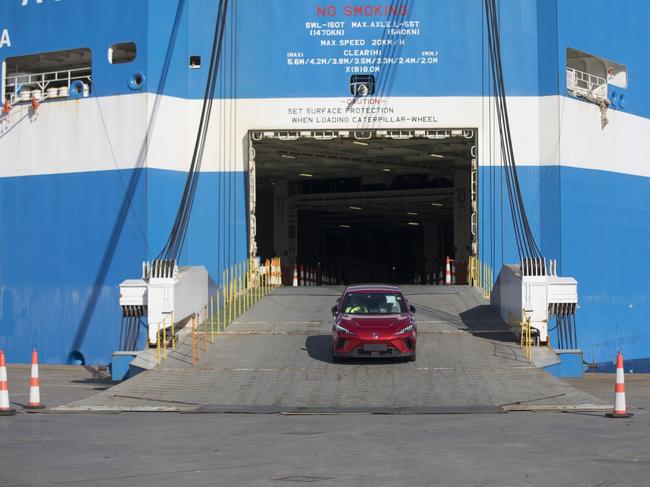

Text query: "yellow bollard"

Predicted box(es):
[246, 260, 250, 310]
[226, 266, 231, 327]
[156, 325, 161, 366]
[236, 261, 240, 318]
[230, 264, 235, 324]
[163, 319, 167, 360]
[222, 269, 227, 329]
[171, 311, 175, 349]
[191, 314, 196, 366]
[233, 264, 238, 320]
[210, 296, 214, 343]
[526, 317, 533, 363]
[244, 260, 248, 311]
[266, 264, 270, 294]
[222, 286, 226, 331]
[240, 261, 244, 316]
[240, 260, 245, 315]
[203, 305, 208, 352]
[216, 290, 221, 334]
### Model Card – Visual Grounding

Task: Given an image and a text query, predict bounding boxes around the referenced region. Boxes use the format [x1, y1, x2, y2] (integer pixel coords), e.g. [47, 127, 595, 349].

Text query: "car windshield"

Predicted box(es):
[341, 292, 407, 315]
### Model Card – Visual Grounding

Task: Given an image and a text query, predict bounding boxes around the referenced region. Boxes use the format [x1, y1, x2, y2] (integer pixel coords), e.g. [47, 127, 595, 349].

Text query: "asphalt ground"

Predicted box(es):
[0, 373, 648, 487]
[1, 359, 648, 486]
[4, 364, 115, 410]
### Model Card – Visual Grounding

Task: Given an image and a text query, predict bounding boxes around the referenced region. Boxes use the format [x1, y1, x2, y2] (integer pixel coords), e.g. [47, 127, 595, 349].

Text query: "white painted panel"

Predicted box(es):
[0, 94, 148, 177]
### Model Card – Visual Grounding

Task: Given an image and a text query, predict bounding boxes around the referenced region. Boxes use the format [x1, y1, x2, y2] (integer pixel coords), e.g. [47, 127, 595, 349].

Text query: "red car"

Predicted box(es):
[331, 284, 417, 362]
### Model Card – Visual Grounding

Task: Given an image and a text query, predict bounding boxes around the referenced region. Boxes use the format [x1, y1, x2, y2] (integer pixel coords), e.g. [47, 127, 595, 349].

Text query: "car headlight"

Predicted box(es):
[335, 323, 354, 335]
[396, 323, 415, 335]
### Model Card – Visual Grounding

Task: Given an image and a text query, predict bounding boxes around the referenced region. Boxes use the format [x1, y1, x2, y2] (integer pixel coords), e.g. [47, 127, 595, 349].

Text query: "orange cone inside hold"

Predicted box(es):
[0, 350, 17, 416]
[292, 265, 298, 287]
[606, 351, 632, 418]
[26, 349, 46, 410]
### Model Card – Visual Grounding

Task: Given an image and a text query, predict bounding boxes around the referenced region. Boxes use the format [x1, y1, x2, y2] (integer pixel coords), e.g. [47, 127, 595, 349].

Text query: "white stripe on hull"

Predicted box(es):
[1, 94, 649, 178]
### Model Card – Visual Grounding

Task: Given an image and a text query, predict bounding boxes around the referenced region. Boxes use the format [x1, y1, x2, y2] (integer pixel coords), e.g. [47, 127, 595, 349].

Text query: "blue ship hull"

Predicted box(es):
[0, 0, 649, 368]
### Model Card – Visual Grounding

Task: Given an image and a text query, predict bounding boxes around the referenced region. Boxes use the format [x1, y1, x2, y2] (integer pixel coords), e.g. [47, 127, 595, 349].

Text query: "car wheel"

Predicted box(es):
[332, 352, 343, 363]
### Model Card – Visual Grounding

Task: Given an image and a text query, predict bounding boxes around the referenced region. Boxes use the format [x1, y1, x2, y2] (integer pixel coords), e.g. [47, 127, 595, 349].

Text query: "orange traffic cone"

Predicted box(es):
[26, 349, 45, 410]
[292, 265, 298, 287]
[0, 350, 16, 416]
[445, 257, 452, 285]
[606, 351, 632, 418]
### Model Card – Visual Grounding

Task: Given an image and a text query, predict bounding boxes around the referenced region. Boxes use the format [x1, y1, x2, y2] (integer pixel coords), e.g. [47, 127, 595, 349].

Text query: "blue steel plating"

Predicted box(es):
[0, 0, 648, 368]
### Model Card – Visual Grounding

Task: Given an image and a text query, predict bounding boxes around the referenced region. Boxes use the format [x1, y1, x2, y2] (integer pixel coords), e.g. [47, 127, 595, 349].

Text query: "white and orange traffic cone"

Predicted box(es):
[606, 351, 632, 418]
[445, 257, 452, 285]
[292, 265, 298, 287]
[0, 350, 16, 416]
[26, 349, 45, 410]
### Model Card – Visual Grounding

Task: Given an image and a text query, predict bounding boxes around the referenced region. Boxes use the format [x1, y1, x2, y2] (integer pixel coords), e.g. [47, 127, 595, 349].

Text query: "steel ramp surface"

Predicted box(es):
[61, 286, 605, 412]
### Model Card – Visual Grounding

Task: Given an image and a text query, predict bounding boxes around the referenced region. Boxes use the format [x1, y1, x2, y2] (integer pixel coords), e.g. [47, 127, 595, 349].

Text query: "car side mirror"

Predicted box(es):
[331, 305, 338, 315]
[409, 304, 416, 314]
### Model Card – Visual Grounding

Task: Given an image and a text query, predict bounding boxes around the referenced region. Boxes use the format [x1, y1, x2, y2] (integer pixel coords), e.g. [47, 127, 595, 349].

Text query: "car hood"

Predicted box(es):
[340, 314, 411, 330]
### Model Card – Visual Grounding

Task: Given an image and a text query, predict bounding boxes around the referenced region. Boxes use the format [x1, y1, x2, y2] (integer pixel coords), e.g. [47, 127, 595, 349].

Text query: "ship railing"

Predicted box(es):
[4, 66, 92, 104]
[566, 67, 607, 101]
[468, 255, 493, 300]
[155, 256, 282, 367]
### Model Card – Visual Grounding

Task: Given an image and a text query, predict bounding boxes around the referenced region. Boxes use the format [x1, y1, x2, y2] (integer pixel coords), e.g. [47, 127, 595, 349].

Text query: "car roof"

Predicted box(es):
[344, 284, 403, 293]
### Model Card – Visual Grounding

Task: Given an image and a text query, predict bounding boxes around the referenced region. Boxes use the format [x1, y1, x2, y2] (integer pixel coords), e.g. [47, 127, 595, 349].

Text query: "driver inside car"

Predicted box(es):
[344, 295, 368, 314]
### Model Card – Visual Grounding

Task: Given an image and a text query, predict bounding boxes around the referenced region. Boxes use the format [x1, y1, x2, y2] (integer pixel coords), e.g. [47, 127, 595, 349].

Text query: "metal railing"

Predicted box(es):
[155, 313, 175, 366]
[566, 67, 607, 101]
[4, 66, 92, 104]
[155, 257, 283, 367]
[468, 255, 494, 300]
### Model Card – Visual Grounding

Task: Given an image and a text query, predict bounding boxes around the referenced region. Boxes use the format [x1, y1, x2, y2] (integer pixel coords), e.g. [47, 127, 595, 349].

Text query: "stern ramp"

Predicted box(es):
[63, 286, 603, 412]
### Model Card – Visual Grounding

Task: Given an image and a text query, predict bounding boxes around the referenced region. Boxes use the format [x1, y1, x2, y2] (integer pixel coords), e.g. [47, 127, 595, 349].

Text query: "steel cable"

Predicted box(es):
[156, 0, 230, 262]
[483, 0, 542, 263]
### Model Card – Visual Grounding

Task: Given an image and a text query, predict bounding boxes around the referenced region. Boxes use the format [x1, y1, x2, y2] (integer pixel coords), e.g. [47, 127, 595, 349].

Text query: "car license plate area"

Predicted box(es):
[363, 344, 387, 352]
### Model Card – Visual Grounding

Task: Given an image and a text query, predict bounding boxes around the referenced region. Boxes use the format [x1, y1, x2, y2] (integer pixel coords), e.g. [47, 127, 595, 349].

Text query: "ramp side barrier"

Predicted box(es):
[155, 313, 176, 366]
[468, 256, 494, 299]
[155, 256, 283, 367]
